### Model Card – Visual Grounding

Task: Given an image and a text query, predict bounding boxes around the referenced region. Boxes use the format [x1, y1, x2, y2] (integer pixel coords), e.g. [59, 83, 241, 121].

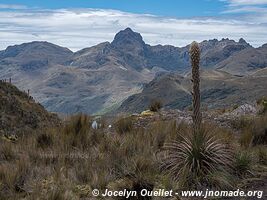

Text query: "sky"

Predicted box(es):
[0, 0, 267, 51]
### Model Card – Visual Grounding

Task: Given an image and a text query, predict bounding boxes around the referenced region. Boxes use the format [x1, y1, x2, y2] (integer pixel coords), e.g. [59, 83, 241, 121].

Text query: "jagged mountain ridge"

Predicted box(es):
[68, 28, 252, 73]
[0, 28, 266, 114]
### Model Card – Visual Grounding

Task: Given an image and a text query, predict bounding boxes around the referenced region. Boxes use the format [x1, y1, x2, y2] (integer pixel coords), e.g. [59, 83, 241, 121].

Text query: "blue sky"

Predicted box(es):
[0, 0, 226, 17]
[0, 0, 267, 50]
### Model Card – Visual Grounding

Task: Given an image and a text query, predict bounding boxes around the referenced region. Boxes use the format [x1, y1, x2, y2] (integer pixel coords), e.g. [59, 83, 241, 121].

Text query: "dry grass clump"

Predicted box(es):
[0, 113, 266, 199]
[231, 116, 253, 130]
[233, 151, 253, 177]
[253, 146, 267, 165]
[0, 157, 29, 198]
[62, 114, 104, 149]
[149, 100, 162, 112]
[239, 114, 267, 147]
[108, 157, 156, 199]
[114, 116, 133, 135]
[257, 96, 267, 115]
[36, 133, 53, 149]
[0, 142, 16, 161]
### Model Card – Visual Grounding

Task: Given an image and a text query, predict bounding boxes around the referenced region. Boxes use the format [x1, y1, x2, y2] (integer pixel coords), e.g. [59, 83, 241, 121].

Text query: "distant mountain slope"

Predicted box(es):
[0, 28, 266, 114]
[216, 44, 267, 75]
[0, 41, 72, 71]
[0, 81, 60, 135]
[117, 69, 267, 113]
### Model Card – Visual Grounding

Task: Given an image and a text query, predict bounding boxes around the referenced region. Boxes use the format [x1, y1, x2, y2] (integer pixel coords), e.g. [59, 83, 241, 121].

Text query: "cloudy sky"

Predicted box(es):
[0, 0, 267, 51]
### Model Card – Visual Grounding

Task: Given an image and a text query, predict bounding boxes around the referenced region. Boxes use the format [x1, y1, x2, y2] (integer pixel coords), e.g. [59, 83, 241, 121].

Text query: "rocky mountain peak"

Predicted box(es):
[111, 27, 145, 49]
[239, 38, 247, 44]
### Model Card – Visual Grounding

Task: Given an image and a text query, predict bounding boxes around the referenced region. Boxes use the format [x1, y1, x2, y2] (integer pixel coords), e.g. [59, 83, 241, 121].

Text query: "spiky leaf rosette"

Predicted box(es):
[190, 41, 202, 133]
[157, 130, 234, 188]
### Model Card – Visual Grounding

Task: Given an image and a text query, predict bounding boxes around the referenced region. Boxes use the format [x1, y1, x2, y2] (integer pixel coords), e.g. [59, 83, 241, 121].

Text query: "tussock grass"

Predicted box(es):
[233, 151, 253, 177]
[149, 100, 162, 112]
[0, 114, 266, 199]
[0, 142, 16, 161]
[257, 96, 267, 115]
[114, 116, 133, 135]
[239, 114, 267, 147]
[36, 133, 53, 149]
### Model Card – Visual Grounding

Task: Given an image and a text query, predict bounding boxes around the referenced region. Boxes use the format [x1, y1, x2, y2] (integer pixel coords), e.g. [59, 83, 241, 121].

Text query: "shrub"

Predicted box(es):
[158, 129, 234, 189]
[114, 117, 133, 135]
[149, 100, 162, 112]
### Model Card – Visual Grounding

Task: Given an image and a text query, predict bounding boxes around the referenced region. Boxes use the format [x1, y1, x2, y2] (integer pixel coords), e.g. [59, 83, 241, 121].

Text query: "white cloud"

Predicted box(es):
[226, 0, 267, 6]
[222, 0, 267, 14]
[0, 4, 27, 9]
[0, 8, 266, 51]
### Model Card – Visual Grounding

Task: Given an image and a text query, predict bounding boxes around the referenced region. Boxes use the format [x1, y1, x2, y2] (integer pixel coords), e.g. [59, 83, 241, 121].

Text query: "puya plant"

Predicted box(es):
[190, 41, 202, 134]
[157, 42, 234, 189]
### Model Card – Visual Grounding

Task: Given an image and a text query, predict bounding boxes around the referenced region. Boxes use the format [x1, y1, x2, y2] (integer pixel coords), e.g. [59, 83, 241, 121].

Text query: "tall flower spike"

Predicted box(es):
[190, 41, 202, 134]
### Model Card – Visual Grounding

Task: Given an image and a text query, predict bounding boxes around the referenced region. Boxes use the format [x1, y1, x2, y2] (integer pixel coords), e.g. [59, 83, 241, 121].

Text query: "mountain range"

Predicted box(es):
[0, 28, 266, 114]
